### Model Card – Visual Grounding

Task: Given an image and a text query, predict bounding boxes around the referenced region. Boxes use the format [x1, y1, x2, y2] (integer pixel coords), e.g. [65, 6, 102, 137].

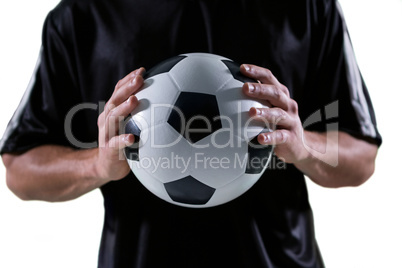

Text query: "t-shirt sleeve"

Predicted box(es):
[0, 10, 81, 154]
[301, 0, 382, 146]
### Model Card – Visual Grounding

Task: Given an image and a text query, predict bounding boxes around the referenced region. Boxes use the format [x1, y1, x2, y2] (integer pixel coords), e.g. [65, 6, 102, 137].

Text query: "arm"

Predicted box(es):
[3, 146, 104, 202]
[295, 131, 378, 188]
[241, 64, 378, 188]
[2, 68, 145, 202]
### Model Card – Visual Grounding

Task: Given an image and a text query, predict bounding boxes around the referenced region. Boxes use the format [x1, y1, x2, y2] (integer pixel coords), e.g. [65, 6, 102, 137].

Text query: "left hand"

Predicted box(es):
[240, 64, 309, 164]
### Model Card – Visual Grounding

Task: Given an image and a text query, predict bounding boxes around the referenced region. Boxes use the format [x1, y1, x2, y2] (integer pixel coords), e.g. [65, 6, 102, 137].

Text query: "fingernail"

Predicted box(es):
[137, 67, 146, 76]
[264, 134, 270, 143]
[123, 135, 133, 146]
[276, 131, 283, 142]
[256, 108, 262, 115]
[243, 64, 250, 71]
[248, 83, 255, 93]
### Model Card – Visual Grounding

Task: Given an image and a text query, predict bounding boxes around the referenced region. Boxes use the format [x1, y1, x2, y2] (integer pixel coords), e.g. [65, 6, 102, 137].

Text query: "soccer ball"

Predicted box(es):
[124, 53, 273, 208]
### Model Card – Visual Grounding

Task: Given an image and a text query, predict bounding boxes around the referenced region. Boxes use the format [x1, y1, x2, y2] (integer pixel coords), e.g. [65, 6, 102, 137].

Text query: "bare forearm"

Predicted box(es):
[3, 145, 109, 202]
[294, 131, 378, 188]
[2, 69, 144, 202]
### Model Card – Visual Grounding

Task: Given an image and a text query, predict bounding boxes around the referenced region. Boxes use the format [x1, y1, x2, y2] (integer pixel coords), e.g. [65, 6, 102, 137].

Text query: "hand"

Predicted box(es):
[240, 64, 309, 164]
[95, 67, 145, 181]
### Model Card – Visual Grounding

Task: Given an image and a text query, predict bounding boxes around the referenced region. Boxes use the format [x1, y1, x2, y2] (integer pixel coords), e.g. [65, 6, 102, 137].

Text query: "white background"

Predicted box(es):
[0, 1, 401, 267]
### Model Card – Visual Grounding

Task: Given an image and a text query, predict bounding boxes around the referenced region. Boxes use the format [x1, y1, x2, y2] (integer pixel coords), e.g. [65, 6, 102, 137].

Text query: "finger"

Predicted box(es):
[114, 67, 145, 94]
[243, 82, 290, 110]
[257, 130, 288, 145]
[110, 73, 144, 107]
[106, 67, 145, 110]
[105, 75, 143, 115]
[240, 64, 289, 97]
[106, 95, 139, 137]
[107, 134, 135, 151]
[240, 64, 280, 85]
[109, 95, 139, 119]
[98, 110, 106, 129]
[249, 107, 292, 129]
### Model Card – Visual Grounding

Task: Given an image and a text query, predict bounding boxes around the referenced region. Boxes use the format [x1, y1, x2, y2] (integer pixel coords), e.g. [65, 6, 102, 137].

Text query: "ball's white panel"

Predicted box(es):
[169, 54, 232, 94]
[217, 79, 270, 141]
[180, 52, 230, 61]
[206, 173, 262, 207]
[131, 73, 180, 128]
[127, 159, 172, 201]
[191, 131, 246, 188]
[126, 158, 142, 171]
[138, 123, 192, 183]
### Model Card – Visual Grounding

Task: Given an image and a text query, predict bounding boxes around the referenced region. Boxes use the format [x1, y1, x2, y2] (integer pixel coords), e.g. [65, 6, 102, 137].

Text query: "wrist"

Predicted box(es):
[86, 148, 111, 185]
[293, 130, 340, 183]
[293, 131, 320, 170]
[90, 147, 131, 183]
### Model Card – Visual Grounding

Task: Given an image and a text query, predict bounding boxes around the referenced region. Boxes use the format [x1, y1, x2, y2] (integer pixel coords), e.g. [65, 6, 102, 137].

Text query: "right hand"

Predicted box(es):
[95, 67, 145, 181]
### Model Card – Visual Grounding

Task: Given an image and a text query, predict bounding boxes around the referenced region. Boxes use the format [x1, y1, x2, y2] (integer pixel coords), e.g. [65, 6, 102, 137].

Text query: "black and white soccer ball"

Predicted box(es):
[124, 53, 273, 208]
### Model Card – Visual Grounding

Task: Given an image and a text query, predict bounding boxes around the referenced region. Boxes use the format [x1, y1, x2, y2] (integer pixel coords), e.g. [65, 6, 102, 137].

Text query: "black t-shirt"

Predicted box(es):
[0, 0, 381, 267]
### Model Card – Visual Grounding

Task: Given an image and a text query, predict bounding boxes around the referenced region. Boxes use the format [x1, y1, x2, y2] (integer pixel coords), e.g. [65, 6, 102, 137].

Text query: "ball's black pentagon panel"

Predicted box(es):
[167, 92, 222, 143]
[246, 129, 273, 174]
[124, 119, 141, 161]
[143, 56, 187, 80]
[164, 176, 216, 205]
[221, 60, 255, 83]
